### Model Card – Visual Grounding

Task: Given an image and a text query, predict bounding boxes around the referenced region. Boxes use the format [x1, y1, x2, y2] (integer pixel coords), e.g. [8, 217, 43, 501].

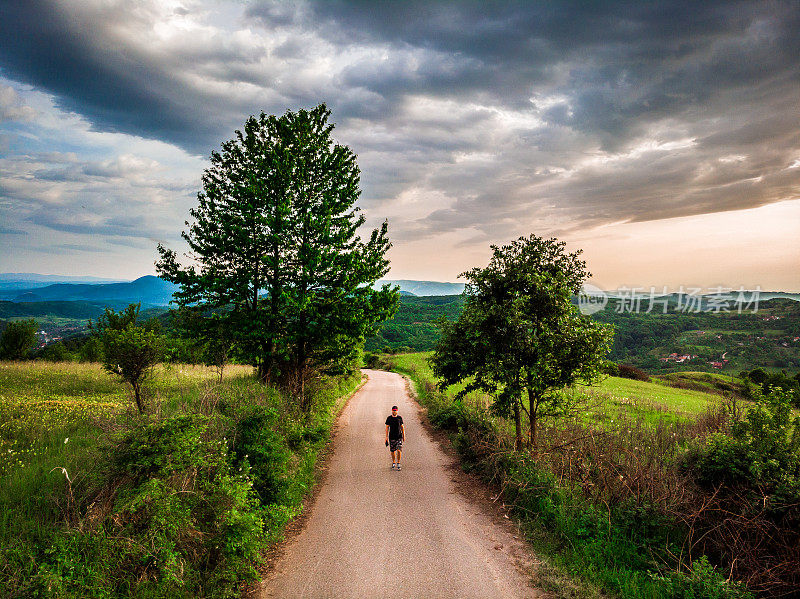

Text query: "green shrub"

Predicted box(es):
[38, 342, 73, 362]
[232, 406, 290, 505]
[650, 556, 753, 599]
[618, 363, 651, 381]
[78, 336, 104, 362]
[96, 414, 263, 598]
[363, 352, 380, 369]
[0, 319, 37, 360]
[683, 387, 800, 493]
[601, 360, 620, 376]
[429, 400, 473, 430]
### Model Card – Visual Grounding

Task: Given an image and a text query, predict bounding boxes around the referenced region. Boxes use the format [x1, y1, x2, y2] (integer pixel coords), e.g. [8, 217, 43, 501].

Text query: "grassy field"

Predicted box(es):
[0, 361, 252, 406]
[579, 375, 718, 423]
[0, 360, 360, 598]
[389, 352, 726, 427]
[0, 361, 255, 473]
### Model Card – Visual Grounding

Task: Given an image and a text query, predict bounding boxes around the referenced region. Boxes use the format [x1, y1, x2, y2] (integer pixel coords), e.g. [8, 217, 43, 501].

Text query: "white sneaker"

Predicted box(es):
[391, 463, 396, 470]
[396, 463, 401, 471]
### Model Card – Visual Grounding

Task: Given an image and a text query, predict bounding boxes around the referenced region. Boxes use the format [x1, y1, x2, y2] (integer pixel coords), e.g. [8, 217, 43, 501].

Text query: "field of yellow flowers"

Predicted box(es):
[0, 361, 252, 475]
[0, 359, 362, 598]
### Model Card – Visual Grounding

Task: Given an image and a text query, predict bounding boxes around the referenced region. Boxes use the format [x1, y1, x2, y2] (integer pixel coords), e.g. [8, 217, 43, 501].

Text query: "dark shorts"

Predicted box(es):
[389, 438, 403, 452]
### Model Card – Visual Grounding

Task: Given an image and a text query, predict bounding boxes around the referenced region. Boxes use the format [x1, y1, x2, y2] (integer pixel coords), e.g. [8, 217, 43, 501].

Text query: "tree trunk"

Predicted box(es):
[513, 398, 523, 451]
[259, 339, 274, 384]
[300, 367, 307, 412]
[132, 380, 144, 414]
[527, 387, 539, 453]
[297, 340, 310, 413]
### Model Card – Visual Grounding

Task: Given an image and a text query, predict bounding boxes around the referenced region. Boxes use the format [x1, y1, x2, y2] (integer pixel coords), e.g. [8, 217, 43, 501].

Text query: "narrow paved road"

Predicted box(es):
[261, 369, 538, 599]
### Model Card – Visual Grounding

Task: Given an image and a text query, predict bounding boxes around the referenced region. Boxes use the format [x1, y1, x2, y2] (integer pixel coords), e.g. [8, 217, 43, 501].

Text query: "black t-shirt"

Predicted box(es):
[385, 415, 403, 440]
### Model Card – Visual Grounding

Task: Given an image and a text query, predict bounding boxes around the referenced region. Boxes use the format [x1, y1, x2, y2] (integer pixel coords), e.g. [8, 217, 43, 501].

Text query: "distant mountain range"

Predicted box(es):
[0, 275, 467, 309]
[0, 273, 795, 310]
[0, 273, 126, 291]
[376, 280, 465, 296]
[0, 276, 179, 307]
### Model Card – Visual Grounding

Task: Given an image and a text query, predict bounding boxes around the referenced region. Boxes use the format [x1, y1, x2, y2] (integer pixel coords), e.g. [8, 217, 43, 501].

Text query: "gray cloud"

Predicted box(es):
[0, 148, 199, 250]
[0, 83, 37, 121]
[0, 0, 798, 269]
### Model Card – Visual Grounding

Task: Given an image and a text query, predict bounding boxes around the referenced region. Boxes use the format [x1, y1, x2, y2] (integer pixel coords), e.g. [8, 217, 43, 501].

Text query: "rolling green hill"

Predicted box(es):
[364, 295, 464, 352]
[0, 300, 103, 320]
[366, 295, 800, 374]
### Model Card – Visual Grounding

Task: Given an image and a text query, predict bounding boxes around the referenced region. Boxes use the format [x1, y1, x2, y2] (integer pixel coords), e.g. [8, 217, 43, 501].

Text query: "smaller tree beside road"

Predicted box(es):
[431, 235, 613, 451]
[92, 304, 163, 414]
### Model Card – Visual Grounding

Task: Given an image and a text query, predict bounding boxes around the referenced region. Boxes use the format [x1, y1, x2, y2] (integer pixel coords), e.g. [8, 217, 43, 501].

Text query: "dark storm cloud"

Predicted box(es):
[294, 0, 800, 115]
[0, 1, 254, 154]
[1, 0, 798, 248]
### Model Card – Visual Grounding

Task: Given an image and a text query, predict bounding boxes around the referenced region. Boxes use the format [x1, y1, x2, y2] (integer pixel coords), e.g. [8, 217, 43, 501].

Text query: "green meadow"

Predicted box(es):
[389, 351, 730, 426]
[0, 360, 360, 598]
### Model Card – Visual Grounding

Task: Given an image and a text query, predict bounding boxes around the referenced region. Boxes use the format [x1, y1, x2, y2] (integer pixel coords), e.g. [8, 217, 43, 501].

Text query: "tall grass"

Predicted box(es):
[0, 360, 361, 598]
[389, 352, 760, 599]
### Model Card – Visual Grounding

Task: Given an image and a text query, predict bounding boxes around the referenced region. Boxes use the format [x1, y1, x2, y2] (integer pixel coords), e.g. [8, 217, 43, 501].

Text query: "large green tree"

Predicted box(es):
[157, 104, 397, 408]
[431, 235, 613, 451]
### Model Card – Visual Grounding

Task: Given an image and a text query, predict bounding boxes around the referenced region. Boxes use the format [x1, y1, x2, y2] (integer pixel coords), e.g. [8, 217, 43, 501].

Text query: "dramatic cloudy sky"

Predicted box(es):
[1, 0, 798, 291]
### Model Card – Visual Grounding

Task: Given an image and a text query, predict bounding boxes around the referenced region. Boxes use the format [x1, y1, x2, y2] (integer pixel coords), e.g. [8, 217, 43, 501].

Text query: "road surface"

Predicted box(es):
[261, 369, 539, 599]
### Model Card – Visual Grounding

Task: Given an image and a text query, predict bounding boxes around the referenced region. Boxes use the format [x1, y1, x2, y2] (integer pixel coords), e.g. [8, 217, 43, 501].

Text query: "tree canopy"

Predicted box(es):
[0, 319, 37, 360]
[157, 104, 397, 408]
[431, 235, 613, 450]
[91, 303, 164, 414]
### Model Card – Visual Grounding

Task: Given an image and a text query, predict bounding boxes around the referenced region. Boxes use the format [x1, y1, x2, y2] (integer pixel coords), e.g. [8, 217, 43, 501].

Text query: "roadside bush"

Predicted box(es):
[618, 363, 651, 381]
[429, 399, 473, 431]
[232, 406, 290, 506]
[683, 387, 799, 490]
[650, 556, 753, 599]
[3, 414, 264, 599]
[363, 352, 381, 369]
[100, 415, 263, 597]
[679, 387, 800, 596]
[744, 369, 800, 408]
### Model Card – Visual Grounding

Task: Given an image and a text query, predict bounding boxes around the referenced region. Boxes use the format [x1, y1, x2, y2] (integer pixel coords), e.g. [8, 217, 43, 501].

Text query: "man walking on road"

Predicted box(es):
[385, 405, 405, 470]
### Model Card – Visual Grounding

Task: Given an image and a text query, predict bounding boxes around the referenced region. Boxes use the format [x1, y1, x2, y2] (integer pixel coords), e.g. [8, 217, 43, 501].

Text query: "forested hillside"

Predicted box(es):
[3, 293, 798, 376]
[366, 295, 800, 374]
[595, 298, 800, 372]
[364, 295, 464, 352]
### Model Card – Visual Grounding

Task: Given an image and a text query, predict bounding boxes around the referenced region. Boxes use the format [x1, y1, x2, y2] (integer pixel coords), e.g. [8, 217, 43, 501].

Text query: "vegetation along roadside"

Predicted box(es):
[388, 351, 798, 599]
[0, 360, 362, 598]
